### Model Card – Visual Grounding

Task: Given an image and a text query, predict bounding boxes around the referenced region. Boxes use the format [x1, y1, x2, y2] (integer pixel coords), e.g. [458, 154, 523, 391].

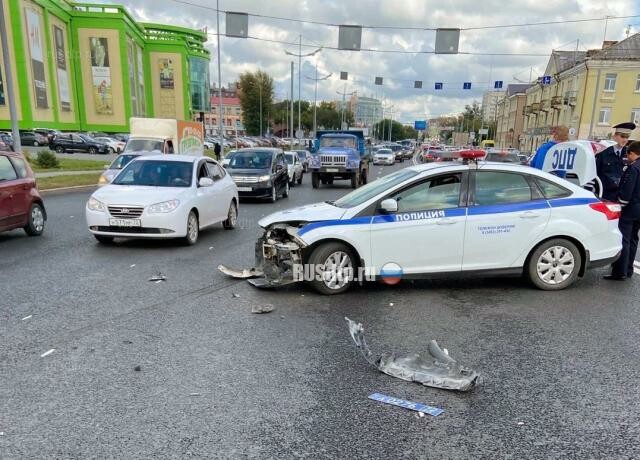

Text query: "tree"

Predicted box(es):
[402, 125, 419, 139]
[238, 70, 274, 136]
[373, 119, 405, 142]
[315, 102, 353, 130]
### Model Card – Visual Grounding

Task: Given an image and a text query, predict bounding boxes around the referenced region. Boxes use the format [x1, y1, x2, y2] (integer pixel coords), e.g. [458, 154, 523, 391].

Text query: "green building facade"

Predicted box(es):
[0, 0, 210, 133]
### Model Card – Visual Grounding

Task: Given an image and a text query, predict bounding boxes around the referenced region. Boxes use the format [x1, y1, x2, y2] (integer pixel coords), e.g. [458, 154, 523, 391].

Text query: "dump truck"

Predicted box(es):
[309, 129, 369, 189]
[124, 118, 204, 156]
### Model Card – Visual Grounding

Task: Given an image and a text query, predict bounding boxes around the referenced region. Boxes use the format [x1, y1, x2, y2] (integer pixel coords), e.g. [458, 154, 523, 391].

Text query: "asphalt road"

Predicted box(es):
[2, 162, 640, 458]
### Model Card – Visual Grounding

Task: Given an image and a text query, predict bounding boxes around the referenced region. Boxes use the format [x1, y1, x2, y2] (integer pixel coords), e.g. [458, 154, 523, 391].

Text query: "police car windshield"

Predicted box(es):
[333, 169, 419, 208]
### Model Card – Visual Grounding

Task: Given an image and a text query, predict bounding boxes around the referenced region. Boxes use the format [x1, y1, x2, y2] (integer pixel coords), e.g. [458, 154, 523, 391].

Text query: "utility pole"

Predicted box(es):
[304, 63, 331, 137]
[284, 40, 322, 141]
[337, 86, 356, 129]
[290, 62, 294, 148]
[0, 0, 21, 152]
[215, 0, 223, 152]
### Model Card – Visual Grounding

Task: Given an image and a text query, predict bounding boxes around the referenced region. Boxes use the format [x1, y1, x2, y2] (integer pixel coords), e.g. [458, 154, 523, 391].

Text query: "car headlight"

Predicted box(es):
[148, 199, 180, 214]
[258, 175, 271, 182]
[98, 174, 109, 185]
[87, 197, 106, 212]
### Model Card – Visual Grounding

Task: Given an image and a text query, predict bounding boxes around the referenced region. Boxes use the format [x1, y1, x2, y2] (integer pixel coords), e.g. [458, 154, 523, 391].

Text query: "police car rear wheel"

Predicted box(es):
[308, 243, 356, 295]
[527, 239, 581, 290]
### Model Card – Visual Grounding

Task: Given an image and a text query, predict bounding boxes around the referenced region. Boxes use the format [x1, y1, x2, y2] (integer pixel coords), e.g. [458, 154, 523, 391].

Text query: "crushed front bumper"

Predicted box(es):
[218, 223, 306, 288]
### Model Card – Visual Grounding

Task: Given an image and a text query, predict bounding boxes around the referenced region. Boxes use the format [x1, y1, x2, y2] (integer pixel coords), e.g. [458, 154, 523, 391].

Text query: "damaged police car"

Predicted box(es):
[219, 151, 622, 294]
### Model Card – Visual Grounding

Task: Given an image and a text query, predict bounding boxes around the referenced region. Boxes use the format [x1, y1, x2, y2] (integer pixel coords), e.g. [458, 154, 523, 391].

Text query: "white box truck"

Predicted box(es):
[124, 118, 204, 156]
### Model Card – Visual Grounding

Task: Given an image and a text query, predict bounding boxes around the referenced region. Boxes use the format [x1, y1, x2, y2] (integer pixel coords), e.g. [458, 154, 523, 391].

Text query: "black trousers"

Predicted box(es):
[611, 217, 640, 278]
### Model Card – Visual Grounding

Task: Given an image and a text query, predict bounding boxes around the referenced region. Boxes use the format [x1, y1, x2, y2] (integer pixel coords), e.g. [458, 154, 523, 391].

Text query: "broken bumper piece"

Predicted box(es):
[218, 224, 306, 288]
[345, 317, 479, 392]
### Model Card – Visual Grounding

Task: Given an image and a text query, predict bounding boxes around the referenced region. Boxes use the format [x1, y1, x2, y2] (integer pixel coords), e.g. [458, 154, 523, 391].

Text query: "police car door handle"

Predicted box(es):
[519, 211, 539, 219]
[436, 218, 456, 225]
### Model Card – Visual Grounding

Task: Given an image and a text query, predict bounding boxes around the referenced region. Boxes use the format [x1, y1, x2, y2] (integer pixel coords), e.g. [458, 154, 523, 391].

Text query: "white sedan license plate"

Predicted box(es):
[109, 218, 141, 227]
[237, 186, 252, 192]
[326, 168, 339, 172]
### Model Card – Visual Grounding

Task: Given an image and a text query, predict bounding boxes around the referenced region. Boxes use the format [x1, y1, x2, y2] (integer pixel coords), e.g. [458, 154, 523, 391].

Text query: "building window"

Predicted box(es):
[189, 57, 211, 112]
[598, 107, 611, 124]
[636, 75, 640, 92]
[604, 74, 617, 92]
[631, 109, 640, 125]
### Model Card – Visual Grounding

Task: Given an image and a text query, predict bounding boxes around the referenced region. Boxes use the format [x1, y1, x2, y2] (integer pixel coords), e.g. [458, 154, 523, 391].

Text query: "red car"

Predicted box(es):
[0, 152, 46, 236]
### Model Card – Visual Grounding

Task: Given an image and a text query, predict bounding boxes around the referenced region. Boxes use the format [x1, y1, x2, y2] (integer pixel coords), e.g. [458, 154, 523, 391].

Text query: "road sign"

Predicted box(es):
[435, 82, 443, 90]
[479, 128, 488, 135]
[375, 77, 383, 85]
[295, 130, 303, 139]
[469, 132, 476, 139]
[434, 28, 460, 54]
[414, 80, 422, 89]
[463, 82, 471, 90]
[225, 12, 248, 38]
[494, 80, 503, 89]
[542, 76, 552, 85]
[340, 71, 348, 80]
[338, 25, 362, 51]
[341, 122, 348, 130]
[414, 120, 427, 130]
[569, 127, 576, 136]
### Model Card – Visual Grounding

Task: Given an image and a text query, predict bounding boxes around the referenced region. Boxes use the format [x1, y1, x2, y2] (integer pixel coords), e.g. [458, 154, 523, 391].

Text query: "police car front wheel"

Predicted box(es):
[527, 238, 581, 291]
[307, 242, 356, 295]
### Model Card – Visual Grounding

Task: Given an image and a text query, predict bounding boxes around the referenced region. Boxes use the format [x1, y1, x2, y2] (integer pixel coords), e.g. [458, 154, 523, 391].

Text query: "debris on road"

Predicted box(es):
[40, 349, 55, 358]
[130, 264, 136, 268]
[189, 393, 201, 397]
[252, 304, 275, 314]
[209, 246, 214, 251]
[21, 315, 32, 321]
[232, 293, 240, 298]
[369, 393, 444, 417]
[149, 273, 166, 282]
[134, 365, 141, 372]
[345, 317, 479, 391]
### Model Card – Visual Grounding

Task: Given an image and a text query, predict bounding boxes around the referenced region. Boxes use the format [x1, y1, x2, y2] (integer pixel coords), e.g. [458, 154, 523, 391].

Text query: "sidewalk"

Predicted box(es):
[35, 170, 102, 178]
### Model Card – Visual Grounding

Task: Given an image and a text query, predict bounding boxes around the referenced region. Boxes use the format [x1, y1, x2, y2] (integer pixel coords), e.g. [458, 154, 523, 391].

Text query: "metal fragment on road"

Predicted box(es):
[40, 349, 55, 358]
[189, 393, 202, 397]
[345, 317, 479, 391]
[251, 304, 274, 314]
[22, 315, 32, 321]
[369, 393, 444, 417]
[232, 293, 240, 298]
[130, 264, 136, 268]
[134, 365, 141, 371]
[149, 273, 166, 282]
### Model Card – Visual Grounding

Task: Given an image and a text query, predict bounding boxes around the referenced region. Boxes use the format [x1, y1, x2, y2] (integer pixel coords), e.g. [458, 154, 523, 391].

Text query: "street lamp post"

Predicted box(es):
[337, 86, 357, 129]
[215, 0, 223, 153]
[285, 39, 322, 139]
[304, 63, 331, 137]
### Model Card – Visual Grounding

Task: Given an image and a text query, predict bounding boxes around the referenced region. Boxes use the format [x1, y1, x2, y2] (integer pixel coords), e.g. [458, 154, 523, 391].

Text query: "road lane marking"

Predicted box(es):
[40, 349, 55, 358]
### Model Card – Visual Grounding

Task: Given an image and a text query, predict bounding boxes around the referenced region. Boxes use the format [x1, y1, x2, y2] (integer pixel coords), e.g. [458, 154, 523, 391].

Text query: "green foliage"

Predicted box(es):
[238, 70, 274, 136]
[372, 119, 406, 142]
[271, 100, 353, 134]
[35, 150, 60, 169]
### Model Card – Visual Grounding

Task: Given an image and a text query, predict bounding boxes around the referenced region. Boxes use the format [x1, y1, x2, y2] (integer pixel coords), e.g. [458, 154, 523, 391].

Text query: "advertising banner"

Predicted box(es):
[136, 45, 145, 114]
[25, 8, 48, 109]
[53, 26, 71, 111]
[0, 64, 5, 105]
[90, 37, 113, 114]
[159, 58, 174, 89]
[177, 120, 204, 155]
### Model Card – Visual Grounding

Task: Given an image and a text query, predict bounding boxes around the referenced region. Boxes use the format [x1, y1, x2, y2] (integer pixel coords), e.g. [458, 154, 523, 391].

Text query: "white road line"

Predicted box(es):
[634, 267, 640, 275]
[21, 315, 32, 321]
[40, 349, 55, 358]
[633, 260, 640, 268]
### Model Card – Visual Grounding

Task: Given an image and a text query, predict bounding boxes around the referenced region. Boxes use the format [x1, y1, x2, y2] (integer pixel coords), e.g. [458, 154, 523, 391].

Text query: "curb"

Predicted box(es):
[40, 184, 97, 194]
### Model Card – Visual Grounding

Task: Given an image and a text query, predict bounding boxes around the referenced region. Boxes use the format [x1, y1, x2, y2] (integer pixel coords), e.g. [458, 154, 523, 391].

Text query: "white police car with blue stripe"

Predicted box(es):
[219, 151, 622, 294]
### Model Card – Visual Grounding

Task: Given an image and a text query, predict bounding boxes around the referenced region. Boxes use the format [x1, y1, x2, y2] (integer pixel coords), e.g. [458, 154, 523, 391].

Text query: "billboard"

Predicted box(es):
[159, 58, 174, 89]
[90, 37, 113, 114]
[25, 8, 48, 109]
[53, 26, 71, 112]
[414, 120, 427, 131]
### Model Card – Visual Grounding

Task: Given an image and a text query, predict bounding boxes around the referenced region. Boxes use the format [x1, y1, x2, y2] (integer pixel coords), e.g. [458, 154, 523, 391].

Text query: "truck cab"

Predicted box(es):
[309, 130, 369, 189]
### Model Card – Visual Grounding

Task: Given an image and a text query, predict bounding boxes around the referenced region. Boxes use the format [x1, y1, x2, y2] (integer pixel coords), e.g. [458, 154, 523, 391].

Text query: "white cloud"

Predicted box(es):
[115, 0, 637, 121]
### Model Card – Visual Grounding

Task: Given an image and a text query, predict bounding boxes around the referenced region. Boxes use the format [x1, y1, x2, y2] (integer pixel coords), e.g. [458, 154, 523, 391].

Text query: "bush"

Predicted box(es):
[35, 150, 60, 169]
[23, 151, 34, 165]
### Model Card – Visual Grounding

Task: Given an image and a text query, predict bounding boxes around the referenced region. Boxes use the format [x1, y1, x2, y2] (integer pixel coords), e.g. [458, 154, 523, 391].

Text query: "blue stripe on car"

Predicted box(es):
[297, 196, 599, 236]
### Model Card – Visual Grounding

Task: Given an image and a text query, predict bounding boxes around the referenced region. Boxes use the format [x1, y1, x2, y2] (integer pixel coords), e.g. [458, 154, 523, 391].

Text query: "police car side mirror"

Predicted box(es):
[380, 198, 398, 213]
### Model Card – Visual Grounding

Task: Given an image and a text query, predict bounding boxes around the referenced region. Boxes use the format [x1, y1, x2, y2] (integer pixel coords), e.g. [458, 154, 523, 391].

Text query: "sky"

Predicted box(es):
[118, 0, 639, 123]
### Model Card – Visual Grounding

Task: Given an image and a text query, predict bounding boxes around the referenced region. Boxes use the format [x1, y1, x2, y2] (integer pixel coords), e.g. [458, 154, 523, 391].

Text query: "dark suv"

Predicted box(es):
[49, 133, 109, 154]
[0, 152, 46, 236]
[225, 148, 289, 202]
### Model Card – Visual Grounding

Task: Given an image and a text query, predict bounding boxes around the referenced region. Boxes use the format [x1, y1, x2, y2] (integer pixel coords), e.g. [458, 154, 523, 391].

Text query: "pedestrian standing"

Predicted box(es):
[214, 142, 221, 161]
[595, 122, 636, 201]
[529, 125, 569, 169]
[605, 141, 640, 281]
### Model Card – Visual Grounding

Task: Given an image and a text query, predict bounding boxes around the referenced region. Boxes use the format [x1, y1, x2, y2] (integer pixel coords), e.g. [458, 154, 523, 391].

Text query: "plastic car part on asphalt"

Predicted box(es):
[218, 223, 306, 288]
[345, 317, 479, 392]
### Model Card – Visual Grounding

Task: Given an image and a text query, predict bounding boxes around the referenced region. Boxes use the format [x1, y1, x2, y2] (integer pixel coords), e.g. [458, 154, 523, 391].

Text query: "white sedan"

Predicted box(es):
[285, 151, 304, 186]
[86, 155, 238, 245]
[94, 137, 126, 153]
[373, 148, 395, 165]
[221, 152, 622, 294]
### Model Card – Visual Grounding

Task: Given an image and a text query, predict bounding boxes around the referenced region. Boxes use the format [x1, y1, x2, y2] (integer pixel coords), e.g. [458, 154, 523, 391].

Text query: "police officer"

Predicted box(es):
[595, 122, 636, 201]
[605, 141, 640, 281]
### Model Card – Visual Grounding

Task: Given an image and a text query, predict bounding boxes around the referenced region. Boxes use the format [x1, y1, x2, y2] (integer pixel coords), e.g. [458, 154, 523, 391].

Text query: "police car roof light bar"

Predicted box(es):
[458, 149, 486, 165]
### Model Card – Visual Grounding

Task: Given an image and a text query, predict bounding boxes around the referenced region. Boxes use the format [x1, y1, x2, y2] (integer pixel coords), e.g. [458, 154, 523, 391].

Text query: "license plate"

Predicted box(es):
[326, 168, 339, 172]
[237, 186, 252, 192]
[109, 218, 141, 227]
